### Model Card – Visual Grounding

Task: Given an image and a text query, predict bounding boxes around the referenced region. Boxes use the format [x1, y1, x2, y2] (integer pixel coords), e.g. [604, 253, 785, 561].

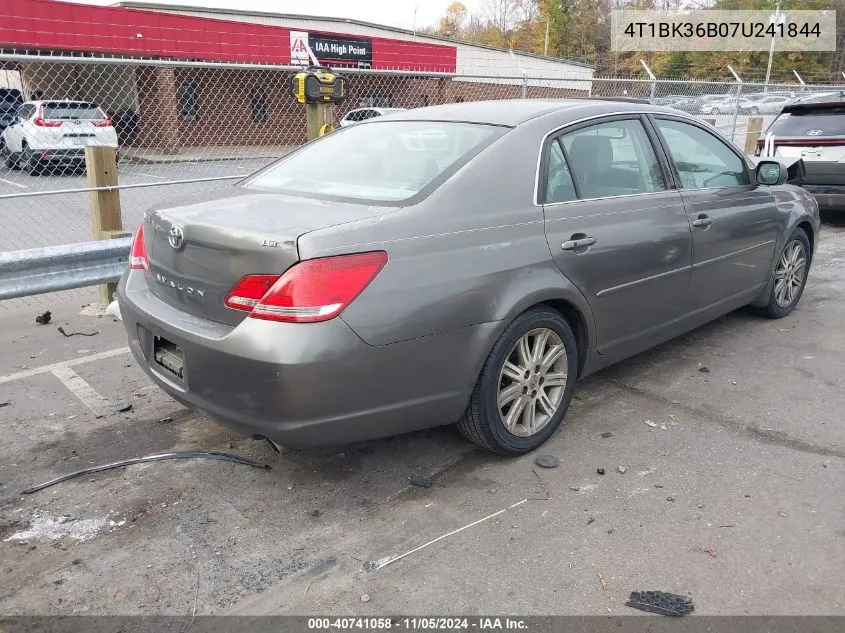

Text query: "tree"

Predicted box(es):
[437, 1, 468, 38]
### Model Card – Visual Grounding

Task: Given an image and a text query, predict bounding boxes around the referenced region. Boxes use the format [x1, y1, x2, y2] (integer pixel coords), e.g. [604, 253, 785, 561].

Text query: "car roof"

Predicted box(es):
[783, 93, 845, 112]
[24, 100, 98, 106]
[381, 98, 654, 127]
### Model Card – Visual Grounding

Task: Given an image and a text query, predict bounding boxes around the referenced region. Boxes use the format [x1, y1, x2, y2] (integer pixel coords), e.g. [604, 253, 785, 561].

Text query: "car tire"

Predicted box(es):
[21, 146, 40, 176]
[457, 306, 579, 455]
[4, 148, 18, 170]
[759, 228, 811, 319]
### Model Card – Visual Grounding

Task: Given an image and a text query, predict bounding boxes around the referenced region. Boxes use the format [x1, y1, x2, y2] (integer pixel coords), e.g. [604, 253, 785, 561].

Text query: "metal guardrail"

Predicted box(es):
[0, 238, 131, 301]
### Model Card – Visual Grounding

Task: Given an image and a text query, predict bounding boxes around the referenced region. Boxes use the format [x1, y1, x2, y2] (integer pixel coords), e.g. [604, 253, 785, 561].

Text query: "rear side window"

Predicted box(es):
[42, 102, 105, 120]
[768, 107, 845, 137]
[655, 119, 749, 188]
[244, 121, 504, 204]
[559, 119, 666, 199]
[543, 139, 576, 203]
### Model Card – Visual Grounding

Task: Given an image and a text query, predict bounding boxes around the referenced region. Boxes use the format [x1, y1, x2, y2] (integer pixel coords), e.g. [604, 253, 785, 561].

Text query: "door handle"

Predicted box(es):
[692, 214, 712, 228]
[561, 236, 597, 251]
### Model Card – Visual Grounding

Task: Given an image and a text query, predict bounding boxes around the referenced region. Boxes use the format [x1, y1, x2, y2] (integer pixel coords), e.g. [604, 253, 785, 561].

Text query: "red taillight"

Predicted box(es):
[33, 116, 62, 128]
[224, 275, 278, 311]
[225, 251, 388, 323]
[92, 115, 113, 127]
[129, 224, 150, 273]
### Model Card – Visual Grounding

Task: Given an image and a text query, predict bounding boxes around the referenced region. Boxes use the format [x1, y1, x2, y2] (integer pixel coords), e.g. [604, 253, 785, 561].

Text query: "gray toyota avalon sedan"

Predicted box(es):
[118, 99, 820, 455]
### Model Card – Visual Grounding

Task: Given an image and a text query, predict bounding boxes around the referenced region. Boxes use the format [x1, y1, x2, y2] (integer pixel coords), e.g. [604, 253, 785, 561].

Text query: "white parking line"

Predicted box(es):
[51, 366, 111, 417]
[0, 347, 130, 384]
[0, 178, 27, 189]
[132, 172, 166, 179]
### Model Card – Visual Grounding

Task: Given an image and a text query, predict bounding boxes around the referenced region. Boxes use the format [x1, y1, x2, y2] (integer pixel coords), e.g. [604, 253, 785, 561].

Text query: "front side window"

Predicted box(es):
[560, 119, 666, 199]
[244, 121, 505, 204]
[656, 119, 749, 188]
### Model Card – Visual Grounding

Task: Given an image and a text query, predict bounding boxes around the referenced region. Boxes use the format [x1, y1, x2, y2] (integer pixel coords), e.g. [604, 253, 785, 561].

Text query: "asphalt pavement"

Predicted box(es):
[0, 216, 842, 616]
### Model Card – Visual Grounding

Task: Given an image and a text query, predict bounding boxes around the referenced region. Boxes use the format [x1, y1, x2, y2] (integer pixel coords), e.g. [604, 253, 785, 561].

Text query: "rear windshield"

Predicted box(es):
[243, 121, 505, 204]
[43, 102, 105, 120]
[767, 107, 845, 137]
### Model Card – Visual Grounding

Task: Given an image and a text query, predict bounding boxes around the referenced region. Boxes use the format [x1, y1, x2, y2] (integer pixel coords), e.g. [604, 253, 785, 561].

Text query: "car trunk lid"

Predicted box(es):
[143, 187, 390, 326]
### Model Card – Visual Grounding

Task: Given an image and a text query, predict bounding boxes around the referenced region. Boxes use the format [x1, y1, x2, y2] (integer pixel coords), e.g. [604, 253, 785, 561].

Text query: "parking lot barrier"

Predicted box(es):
[0, 238, 131, 301]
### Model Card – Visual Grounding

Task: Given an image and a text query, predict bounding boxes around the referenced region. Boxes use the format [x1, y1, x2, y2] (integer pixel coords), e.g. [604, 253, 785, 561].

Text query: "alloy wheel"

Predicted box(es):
[774, 239, 807, 308]
[497, 328, 568, 437]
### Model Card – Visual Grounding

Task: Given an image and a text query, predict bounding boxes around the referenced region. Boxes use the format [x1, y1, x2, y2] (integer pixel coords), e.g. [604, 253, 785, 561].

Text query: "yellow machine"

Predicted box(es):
[290, 66, 347, 105]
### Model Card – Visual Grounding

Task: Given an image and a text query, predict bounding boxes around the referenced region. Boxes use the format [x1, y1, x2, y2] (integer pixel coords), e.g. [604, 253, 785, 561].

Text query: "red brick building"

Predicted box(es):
[0, 0, 594, 152]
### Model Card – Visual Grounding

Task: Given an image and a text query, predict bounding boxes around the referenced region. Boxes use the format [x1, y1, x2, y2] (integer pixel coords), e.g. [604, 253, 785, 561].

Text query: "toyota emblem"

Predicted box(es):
[168, 225, 184, 250]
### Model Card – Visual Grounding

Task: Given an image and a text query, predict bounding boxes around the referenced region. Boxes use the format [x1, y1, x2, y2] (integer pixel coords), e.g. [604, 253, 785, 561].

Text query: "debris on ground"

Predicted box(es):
[408, 475, 433, 488]
[625, 591, 694, 617]
[157, 416, 173, 423]
[264, 438, 282, 454]
[666, 496, 676, 503]
[596, 467, 606, 475]
[35, 311, 52, 325]
[535, 454, 560, 469]
[116, 403, 133, 413]
[617, 466, 626, 474]
[587, 516, 595, 525]
[600, 431, 613, 438]
[644, 419, 657, 428]
[360, 594, 371, 603]
[705, 548, 717, 557]
[569, 485, 580, 492]
[57, 326, 99, 338]
[22, 451, 271, 494]
[0, 402, 10, 408]
[29, 349, 46, 359]
[660, 424, 668, 430]
[531, 469, 551, 500]
[105, 300, 122, 321]
[698, 365, 710, 373]
[598, 573, 607, 590]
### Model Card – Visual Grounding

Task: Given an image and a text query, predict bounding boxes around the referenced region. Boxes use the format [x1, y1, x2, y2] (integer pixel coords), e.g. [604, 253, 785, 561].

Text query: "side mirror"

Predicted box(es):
[756, 160, 786, 186]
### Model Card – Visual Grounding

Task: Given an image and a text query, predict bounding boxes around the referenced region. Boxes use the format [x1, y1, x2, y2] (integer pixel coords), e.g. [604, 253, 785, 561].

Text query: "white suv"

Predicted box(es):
[339, 107, 406, 127]
[1, 100, 118, 174]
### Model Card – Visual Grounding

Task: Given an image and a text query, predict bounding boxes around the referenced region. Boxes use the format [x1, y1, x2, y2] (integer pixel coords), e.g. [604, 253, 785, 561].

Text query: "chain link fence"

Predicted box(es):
[1, 53, 843, 307]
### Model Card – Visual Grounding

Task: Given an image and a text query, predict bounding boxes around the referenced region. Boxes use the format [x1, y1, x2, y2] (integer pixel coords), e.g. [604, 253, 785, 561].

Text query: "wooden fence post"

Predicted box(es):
[85, 146, 125, 305]
[306, 103, 333, 141]
[745, 117, 764, 155]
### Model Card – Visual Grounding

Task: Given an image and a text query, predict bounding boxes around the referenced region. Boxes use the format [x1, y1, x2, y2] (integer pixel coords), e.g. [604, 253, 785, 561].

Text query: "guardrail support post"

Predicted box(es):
[745, 117, 764, 155]
[85, 145, 123, 305]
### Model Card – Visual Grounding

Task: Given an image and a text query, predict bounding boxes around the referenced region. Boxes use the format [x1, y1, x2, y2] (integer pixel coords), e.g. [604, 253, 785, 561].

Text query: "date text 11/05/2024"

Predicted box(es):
[307, 618, 529, 630]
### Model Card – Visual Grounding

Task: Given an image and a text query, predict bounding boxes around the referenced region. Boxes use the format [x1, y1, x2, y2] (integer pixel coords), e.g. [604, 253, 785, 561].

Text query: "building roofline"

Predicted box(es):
[113, 1, 594, 70]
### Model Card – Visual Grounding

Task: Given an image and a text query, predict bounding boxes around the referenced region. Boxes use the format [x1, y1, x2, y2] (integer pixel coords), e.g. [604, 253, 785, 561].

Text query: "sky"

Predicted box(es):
[61, 0, 485, 30]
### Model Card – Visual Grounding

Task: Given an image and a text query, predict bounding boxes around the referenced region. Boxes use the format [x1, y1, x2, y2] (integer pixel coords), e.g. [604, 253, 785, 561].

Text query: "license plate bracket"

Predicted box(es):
[153, 336, 184, 380]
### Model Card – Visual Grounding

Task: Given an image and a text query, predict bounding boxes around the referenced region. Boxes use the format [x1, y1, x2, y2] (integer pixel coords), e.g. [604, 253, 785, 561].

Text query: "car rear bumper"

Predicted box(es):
[117, 270, 497, 447]
[802, 184, 845, 212]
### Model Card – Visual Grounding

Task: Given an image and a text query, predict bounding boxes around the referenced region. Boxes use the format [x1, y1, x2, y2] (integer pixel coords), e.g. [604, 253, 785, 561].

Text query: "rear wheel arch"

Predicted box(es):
[469, 295, 593, 398]
[540, 299, 589, 377]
